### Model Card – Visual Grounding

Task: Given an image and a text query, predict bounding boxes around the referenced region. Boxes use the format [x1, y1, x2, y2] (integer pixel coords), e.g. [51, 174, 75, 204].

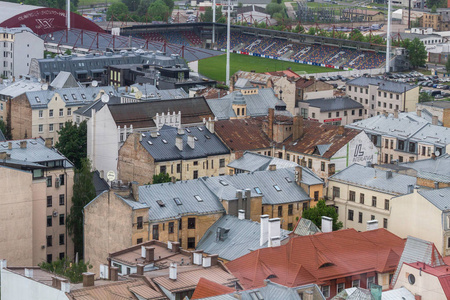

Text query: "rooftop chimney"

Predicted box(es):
[386, 170, 393, 179]
[292, 115, 304, 141]
[136, 264, 144, 275]
[131, 181, 139, 201]
[417, 109, 422, 117]
[169, 263, 177, 280]
[432, 115, 438, 125]
[209, 254, 219, 266]
[187, 135, 195, 149]
[394, 109, 399, 118]
[238, 209, 245, 220]
[175, 136, 183, 151]
[206, 117, 215, 134]
[24, 268, 33, 278]
[177, 126, 184, 135]
[260, 215, 269, 246]
[110, 267, 119, 281]
[337, 125, 345, 136]
[268, 164, 276, 171]
[366, 220, 379, 231]
[8, 142, 11, 150]
[82, 272, 95, 287]
[45, 138, 52, 148]
[202, 256, 212, 268]
[193, 250, 203, 265]
[61, 280, 71, 293]
[443, 108, 450, 128]
[321, 216, 333, 233]
[172, 241, 180, 253]
[141, 246, 146, 258]
[20, 141, 27, 148]
[383, 110, 388, 117]
[268, 108, 274, 141]
[145, 247, 155, 263]
[268, 218, 281, 247]
[270, 236, 281, 247]
[295, 166, 302, 185]
[407, 184, 414, 193]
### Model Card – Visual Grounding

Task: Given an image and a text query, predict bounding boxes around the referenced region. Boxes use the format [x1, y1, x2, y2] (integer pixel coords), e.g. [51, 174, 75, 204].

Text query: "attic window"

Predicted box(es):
[72, 94, 77, 100]
[63, 94, 69, 100]
[194, 195, 203, 202]
[266, 274, 277, 279]
[81, 94, 86, 99]
[319, 262, 334, 268]
[185, 128, 191, 133]
[273, 185, 281, 192]
[249, 291, 264, 300]
[254, 187, 262, 194]
[35, 96, 41, 103]
[285, 177, 292, 183]
[219, 180, 229, 186]
[156, 200, 165, 207]
[147, 141, 153, 145]
[173, 197, 182, 205]
[162, 139, 168, 144]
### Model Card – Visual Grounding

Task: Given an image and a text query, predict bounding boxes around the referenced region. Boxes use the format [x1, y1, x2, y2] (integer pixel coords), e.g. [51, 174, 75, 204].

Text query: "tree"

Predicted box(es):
[137, 0, 153, 16]
[147, 0, 170, 21]
[307, 27, 316, 35]
[66, 159, 96, 259]
[122, 0, 140, 11]
[266, 2, 284, 17]
[419, 92, 434, 102]
[55, 121, 87, 170]
[152, 172, 171, 184]
[39, 258, 92, 283]
[349, 28, 364, 42]
[405, 38, 427, 68]
[107, 2, 129, 20]
[431, 4, 437, 12]
[302, 199, 343, 231]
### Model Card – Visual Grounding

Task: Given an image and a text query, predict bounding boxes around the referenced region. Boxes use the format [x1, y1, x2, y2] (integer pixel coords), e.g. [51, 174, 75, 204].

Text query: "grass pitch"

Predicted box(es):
[198, 53, 338, 82]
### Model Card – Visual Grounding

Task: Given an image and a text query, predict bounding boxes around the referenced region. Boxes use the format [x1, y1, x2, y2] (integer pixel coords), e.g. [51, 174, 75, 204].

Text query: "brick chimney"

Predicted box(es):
[172, 241, 180, 253]
[337, 125, 345, 136]
[45, 138, 52, 148]
[136, 264, 144, 275]
[268, 164, 276, 171]
[443, 108, 450, 128]
[110, 267, 119, 281]
[82, 272, 95, 287]
[394, 109, 399, 118]
[145, 247, 155, 263]
[292, 115, 304, 141]
[20, 141, 27, 148]
[268, 108, 274, 141]
[432, 115, 438, 125]
[295, 166, 302, 185]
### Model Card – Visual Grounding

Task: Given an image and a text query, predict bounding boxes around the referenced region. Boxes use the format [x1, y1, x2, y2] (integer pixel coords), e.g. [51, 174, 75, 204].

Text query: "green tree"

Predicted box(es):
[55, 121, 87, 170]
[266, 2, 284, 17]
[307, 27, 316, 35]
[162, 0, 174, 11]
[446, 58, 450, 74]
[302, 199, 343, 231]
[107, 2, 129, 20]
[39, 258, 92, 283]
[66, 159, 96, 259]
[431, 4, 437, 12]
[0, 119, 12, 140]
[405, 38, 428, 68]
[137, 0, 153, 15]
[349, 28, 364, 42]
[152, 172, 171, 184]
[419, 92, 434, 102]
[122, 0, 140, 11]
[147, 0, 170, 21]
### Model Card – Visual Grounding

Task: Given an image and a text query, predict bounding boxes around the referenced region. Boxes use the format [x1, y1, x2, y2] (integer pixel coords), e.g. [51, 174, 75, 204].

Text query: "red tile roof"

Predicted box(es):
[191, 278, 236, 299]
[226, 229, 405, 289]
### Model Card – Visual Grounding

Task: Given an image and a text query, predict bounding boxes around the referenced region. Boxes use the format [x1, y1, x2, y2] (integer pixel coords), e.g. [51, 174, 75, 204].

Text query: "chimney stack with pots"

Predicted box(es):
[145, 246, 155, 263]
[82, 272, 95, 287]
[238, 209, 245, 220]
[268, 218, 281, 247]
[367, 220, 379, 231]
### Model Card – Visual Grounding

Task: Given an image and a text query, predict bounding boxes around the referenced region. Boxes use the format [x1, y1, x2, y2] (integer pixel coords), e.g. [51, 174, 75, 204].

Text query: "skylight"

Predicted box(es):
[254, 187, 262, 194]
[194, 137, 198, 141]
[174, 197, 182, 205]
[147, 141, 153, 145]
[194, 195, 203, 202]
[185, 128, 191, 133]
[219, 180, 229, 186]
[162, 139, 168, 144]
[81, 94, 86, 99]
[273, 185, 281, 192]
[63, 94, 69, 100]
[156, 200, 165, 207]
[198, 127, 203, 131]
[35, 96, 41, 103]
[72, 94, 77, 100]
[205, 135, 211, 139]
[285, 177, 292, 183]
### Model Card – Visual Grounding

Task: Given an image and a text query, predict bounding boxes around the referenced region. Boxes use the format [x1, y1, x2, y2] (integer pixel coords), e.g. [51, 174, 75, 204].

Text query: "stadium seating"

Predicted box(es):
[134, 31, 203, 47]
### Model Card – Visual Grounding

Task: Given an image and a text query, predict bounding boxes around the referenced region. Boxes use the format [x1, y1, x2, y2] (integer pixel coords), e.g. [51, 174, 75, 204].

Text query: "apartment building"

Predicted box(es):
[0, 137, 74, 266]
[328, 164, 417, 232]
[420, 12, 442, 31]
[347, 112, 450, 164]
[346, 77, 419, 117]
[0, 27, 44, 79]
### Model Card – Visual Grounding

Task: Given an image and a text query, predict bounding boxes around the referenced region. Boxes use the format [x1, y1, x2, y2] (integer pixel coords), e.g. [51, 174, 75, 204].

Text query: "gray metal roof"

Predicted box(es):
[73, 96, 121, 118]
[139, 125, 230, 162]
[204, 168, 312, 205]
[24, 86, 117, 109]
[293, 218, 321, 236]
[399, 154, 450, 183]
[329, 164, 417, 195]
[391, 236, 445, 287]
[196, 214, 290, 261]
[382, 287, 415, 300]
[303, 97, 363, 112]
[50, 72, 82, 89]
[128, 83, 188, 100]
[0, 78, 43, 98]
[418, 187, 450, 211]
[207, 89, 291, 120]
[92, 170, 110, 196]
[332, 287, 373, 300]
[347, 77, 417, 93]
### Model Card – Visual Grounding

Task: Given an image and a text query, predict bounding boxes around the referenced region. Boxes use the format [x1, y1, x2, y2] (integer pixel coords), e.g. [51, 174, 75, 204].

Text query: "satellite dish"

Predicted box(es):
[92, 80, 98, 87]
[101, 94, 110, 103]
[41, 83, 48, 90]
[106, 170, 116, 181]
[435, 150, 441, 157]
[135, 91, 143, 99]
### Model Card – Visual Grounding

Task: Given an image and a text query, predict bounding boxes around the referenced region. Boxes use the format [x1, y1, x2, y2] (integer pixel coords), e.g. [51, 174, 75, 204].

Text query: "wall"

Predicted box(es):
[32, 178, 47, 265]
[263, 201, 307, 230]
[13, 31, 44, 78]
[84, 191, 133, 275]
[9, 93, 32, 140]
[1, 268, 69, 300]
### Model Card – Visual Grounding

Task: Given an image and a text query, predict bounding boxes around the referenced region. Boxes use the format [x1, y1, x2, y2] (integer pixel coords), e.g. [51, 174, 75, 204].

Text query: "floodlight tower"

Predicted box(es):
[386, 0, 392, 73]
[226, 0, 231, 86]
[213, 0, 216, 44]
[67, 0, 71, 30]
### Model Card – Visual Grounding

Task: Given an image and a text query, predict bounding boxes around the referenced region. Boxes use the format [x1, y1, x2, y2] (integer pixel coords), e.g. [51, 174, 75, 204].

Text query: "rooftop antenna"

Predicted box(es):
[385, 0, 392, 73]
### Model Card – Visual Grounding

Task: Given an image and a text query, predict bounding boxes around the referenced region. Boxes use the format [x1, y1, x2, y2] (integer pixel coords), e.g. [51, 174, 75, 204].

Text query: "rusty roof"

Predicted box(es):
[234, 71, 275, 85]
[226, 229, 405, 290]
[191, 278, 236, 299]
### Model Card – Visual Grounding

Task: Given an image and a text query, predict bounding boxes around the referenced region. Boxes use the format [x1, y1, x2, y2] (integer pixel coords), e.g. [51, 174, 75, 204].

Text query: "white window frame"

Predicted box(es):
[321, 286, 330, 298]
[352, 279, 360, 288]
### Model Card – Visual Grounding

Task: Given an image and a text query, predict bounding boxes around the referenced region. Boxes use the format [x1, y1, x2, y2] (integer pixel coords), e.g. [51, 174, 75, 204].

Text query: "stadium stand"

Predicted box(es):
[136, 31, 203, 47]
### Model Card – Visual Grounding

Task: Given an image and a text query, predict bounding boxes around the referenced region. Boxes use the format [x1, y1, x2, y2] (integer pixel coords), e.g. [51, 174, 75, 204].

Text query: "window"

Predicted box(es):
[137, 238, 143, 244]
[59, 194, 64, 206]
[278, 206, 283, 217]
[187, 237, 195, 249]
[372, 196, 377, 207]
[385, 199, 390, 210]
[59, 234, 64, 245]
[59, 174, 65, 185]
[39, 110, 43, 118]
[47, 176, 52, 187]
[348, 209, 354, 221]
[137, 216, 143, 229]
[332, 186, 340, 199]
[337, 282, 345, 293]
[160, 165, 166, 174]
[188, 218, 196, 229]
[383, 218, 388, 229]
[59, 123, 63, 130]
[390, 93, 393, 99]
[67, 108, 71, 115]
[59, 214, 64, 225]
[409, 142, 416, 153]
[47, 196, 52, 207]
[193, 170, 198, 179]
[47, 254, 52, 263]
[384, 92, 387, 97]
[59, 109, 63, 117]
[358, 212, 363, 223]
[274, 185, 281, 192]
[219, 158, 225, 168]
[47, 216, 52, 227]
[396, 94, 399, 100]
[302, 202, 308, 212]
[193, 161, 198, 166]
[367, 276, 375, 288]
[39, 124, 43, 132]
[349, 191, 355, 201]
[47, 235, 52, 247]
[336, 112, 340, 117]
[314, 191, 319, 201]
[352, 280, 360, 287]
[49, 109, 53, 117]
[59, 253, 65, 260]
[308, 159, 312, 168]
[398, 140, 405, 150]
[169, 222, 174, 233]
[49, 124, 54, 132]
[321, 286, 330, 298]
[179, 219, 182, 230]
[288, 204, 293, 216]
[349, 86, 352, 91]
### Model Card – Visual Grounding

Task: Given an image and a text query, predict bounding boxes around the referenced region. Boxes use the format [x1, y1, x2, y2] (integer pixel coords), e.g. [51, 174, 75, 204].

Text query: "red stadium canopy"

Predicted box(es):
[0, 8, 104, 35]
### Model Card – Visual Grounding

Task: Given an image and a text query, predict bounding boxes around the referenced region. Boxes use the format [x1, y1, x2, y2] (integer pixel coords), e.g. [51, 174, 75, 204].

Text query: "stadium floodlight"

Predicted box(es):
[385, 0, 391, 73]
[226, 0, 231, 86]
[213, 0, 216, 44]
[66, 0, 70, 30]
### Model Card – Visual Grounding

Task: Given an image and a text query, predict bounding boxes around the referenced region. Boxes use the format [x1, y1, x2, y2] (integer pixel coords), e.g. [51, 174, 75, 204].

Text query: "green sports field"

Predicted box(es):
[198, 53, 338, 82]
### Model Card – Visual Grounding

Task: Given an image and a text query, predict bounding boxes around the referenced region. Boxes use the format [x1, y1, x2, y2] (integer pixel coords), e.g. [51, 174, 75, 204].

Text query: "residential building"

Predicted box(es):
[87, 96, 214, 180]
[416, 101, 450, 126]
[215, 110, 377, 181]
[390, 187, 450, 257]
[227, 151, 299, 174]
[345, 77, 419, 117]
[0, 26, 44, 79]
[117, 123, 230, 184]
[29, 50, 187, 83]
[327, 164, 417, 232]
[346, 112, 450, 164]
[207, 88, 291, 120]
[299, 97, 364, 125]
[226, 228, 406, 298]
[196, 215, 291, 262]
[0, 137, 74, 265]
[420, 12, 442, 31]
